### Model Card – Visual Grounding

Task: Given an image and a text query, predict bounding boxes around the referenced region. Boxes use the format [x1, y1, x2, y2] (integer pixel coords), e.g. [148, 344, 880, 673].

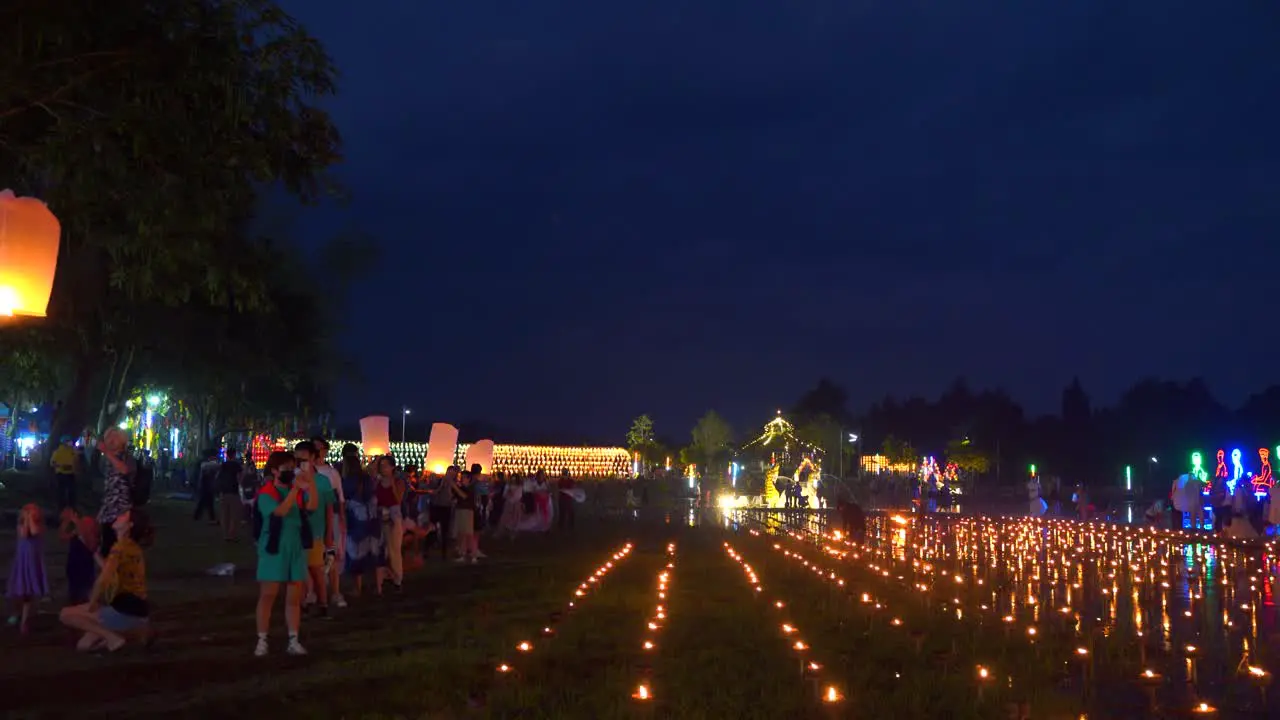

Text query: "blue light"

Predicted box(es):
[1229, 448, 1244, 495]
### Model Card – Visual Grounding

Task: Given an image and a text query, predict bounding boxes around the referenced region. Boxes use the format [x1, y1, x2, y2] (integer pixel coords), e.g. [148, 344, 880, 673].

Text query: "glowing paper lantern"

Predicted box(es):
[425, 423, 459, 475]
[464, 439, 495, 474]
[0, 190, 61, 317]
[359, 415, 391, 456]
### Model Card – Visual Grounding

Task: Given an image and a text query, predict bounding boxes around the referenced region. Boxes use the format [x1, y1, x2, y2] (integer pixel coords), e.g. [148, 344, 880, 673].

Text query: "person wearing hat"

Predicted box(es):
[50, 435, 81, 511]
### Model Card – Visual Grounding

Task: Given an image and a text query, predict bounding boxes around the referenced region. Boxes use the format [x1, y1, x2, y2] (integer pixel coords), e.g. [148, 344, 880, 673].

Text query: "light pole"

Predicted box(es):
[844, 433, 859, 481]
[401, 407, 411, 443]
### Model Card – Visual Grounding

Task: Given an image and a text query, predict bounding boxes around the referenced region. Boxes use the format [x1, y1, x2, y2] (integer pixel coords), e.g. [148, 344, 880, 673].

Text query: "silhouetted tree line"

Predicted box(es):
[788, 376, 1280, 491]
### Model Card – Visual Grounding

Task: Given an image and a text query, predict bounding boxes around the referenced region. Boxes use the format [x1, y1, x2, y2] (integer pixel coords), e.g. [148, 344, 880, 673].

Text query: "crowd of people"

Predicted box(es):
[4, 429, 587, 657]
[1146, 472, 1280, 538]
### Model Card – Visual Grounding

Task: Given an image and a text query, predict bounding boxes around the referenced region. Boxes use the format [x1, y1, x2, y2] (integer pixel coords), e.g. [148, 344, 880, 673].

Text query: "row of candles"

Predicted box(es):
[632, 542, 677, 703]
[723, 541, 845, 709]
[496, 542, 634, 676]
[736, 510, 1277, 716]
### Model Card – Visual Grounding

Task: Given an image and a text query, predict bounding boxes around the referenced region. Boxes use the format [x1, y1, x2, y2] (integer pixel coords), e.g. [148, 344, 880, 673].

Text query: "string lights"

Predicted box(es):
[495, 542, 634, 677]
[633, 542, 677, 703]
[727, 507, 1278, 717]
[723, 541, 845, 710]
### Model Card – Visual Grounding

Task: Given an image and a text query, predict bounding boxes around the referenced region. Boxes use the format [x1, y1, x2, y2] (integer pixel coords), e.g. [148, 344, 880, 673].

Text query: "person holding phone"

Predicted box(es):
[253, 451, 317, 657]
[294, 441, 335, 618]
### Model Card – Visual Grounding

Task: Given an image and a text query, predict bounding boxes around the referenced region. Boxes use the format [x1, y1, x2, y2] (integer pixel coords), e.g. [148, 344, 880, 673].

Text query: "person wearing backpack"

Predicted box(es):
[253, 450, 316, 657]
[217, 448, 245, 541]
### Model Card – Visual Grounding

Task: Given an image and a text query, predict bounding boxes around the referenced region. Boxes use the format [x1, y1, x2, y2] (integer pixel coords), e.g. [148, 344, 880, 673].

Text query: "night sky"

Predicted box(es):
[281, 1, 1279, 444]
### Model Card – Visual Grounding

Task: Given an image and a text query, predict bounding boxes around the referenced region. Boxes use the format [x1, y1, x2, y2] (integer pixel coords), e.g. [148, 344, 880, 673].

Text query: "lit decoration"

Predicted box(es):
[1254, 448, 1274, 495]
[722, 541, 842, 706]
[464, 439, 495, 474]
[1190, 451, 1207, 483]
[1214, 449, 1228, 492]
[633, 542, 676, 700]
[424, 423, 459, 474]
[741, 412, 823, 508]
[861, 454, 915, 474]
[1230, 448, 1244, 495]
[0, 189, 61, 318]
[763, 464, 780, 507]
[359, 416, 391, 456]
[719, 498, 1280, 716]
[495, 542, 634, 677]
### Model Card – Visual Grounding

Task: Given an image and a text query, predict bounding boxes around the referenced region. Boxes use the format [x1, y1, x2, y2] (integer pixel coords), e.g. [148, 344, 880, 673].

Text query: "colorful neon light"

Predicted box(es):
[1190, 452, 1207, 483]
[1255, 448, 1274, 494]
[1229, 448, 1244, 495]
[1214, 449, 1228, 492]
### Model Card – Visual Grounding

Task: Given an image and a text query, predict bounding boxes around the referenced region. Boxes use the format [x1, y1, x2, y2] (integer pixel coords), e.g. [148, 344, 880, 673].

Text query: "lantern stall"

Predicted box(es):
[425, 423, 459, 475]
[359, 416, 391, 456]
[0, 189, 61, 318]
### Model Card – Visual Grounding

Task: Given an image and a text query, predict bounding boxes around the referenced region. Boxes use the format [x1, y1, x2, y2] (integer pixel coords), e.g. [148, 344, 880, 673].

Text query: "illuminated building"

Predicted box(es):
[245, 436, 631, 478]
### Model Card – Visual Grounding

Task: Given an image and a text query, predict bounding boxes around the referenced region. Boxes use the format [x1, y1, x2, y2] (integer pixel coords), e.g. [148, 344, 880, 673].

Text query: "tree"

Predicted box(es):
[627, 414, 655, 450]
[793, 378, 852, 425]
[1, 0, 345, 446]
[691, 411, 733, 488]
[795, 413, 851, 476]
[945, 437, 990, 489]
[880, 435, 917, 469]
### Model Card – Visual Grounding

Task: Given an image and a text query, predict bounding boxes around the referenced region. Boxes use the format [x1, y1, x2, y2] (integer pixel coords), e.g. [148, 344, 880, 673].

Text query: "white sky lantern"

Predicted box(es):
[425, 423, 459, 475]
[359, 415, 391, 456]
[0, 190, 61, 317]
[464, 439, 495, 475]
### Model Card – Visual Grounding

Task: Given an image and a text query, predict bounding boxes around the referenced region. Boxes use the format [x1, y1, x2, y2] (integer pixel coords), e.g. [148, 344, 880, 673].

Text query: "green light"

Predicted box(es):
[1124, 465, 1132, 492]
[1029, 464, 1036, 476]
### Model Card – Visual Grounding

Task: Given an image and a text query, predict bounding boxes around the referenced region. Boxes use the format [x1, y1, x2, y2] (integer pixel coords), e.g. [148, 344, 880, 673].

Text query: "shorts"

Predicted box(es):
[454, 509, 475, 538]
[307, 542, 325, 569]
[99, 606, 148, 633]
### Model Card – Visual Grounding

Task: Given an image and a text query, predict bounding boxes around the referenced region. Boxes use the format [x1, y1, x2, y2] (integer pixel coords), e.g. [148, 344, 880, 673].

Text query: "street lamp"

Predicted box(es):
[401, 408, 411, 443]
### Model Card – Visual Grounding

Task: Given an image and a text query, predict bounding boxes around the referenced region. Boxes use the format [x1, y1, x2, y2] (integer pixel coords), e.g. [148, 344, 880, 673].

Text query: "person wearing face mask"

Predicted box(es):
[253, 451, 317, 657]
[59, 508, 155, 653]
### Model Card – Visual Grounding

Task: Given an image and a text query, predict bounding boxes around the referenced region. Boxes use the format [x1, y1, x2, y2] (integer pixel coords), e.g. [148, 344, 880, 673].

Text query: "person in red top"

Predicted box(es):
[557, 468, 576, 530]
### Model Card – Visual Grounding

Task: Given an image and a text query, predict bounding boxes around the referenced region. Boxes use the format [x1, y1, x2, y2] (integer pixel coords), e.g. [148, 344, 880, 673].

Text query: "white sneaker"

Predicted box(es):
[304, 591, 317, 605]
[286, 639, 307, 656]
[474, 550, 487, 558]
[333, 594, 348, 609]
[254, 638, 268, 657]
[454, 556, 467, 563]
[468, 555, 478, 564]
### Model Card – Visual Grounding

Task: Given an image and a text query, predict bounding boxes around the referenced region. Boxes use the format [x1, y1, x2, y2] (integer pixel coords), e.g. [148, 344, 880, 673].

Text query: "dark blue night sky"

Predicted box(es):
[279, 1, 1280, 443]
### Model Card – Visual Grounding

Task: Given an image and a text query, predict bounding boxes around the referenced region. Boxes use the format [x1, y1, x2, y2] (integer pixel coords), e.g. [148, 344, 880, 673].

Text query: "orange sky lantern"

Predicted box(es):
[426, 423, 459, 474]
[464, 438, 495, 474]
[359, 415, 391, 456]
[0, 190, 61, 318]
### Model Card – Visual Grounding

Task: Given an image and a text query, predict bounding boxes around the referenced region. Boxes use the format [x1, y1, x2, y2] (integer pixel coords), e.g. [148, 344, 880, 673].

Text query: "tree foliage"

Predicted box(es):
[945, 437, 990, 476]
[0, 0, 350, 444]
[690, 410, 733, 485]
[627, 414, 654, 450]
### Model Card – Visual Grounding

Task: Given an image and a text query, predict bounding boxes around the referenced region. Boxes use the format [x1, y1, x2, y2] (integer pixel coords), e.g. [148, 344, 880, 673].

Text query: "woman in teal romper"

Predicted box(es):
[253, 450, 318, 657]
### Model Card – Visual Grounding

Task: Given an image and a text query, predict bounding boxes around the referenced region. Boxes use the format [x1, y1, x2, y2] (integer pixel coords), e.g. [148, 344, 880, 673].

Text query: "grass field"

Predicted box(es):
[4, 474, 1237, 719]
